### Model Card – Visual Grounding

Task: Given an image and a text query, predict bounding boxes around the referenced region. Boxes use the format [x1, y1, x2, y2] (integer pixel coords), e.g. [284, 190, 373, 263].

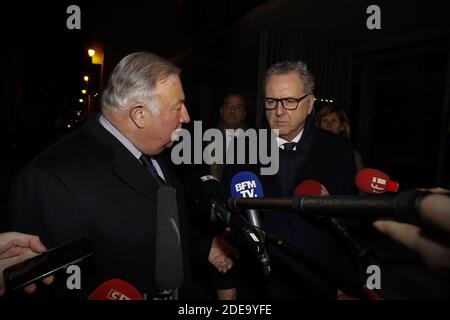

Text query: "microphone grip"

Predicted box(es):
[325, 217, 380, 273]
[245, 209, 262, 229]
[393, 190, 431, 221]
[212, 202, 263, 251]
[244, 209, 270, 275]
[213, 202, 271, 275]
[259, 249, 271, 276]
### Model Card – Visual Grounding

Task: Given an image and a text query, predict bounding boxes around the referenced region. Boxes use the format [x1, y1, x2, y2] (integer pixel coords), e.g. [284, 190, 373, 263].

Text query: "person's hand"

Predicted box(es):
[337, 289, 360, 300]
[208, 228, 240, 273]
[320, 184, 330, 196]
[217, 288, 237, 300]
[373, 188, 450, 277]
[0, 232, 55, 296]
[337, 286, 382, 300]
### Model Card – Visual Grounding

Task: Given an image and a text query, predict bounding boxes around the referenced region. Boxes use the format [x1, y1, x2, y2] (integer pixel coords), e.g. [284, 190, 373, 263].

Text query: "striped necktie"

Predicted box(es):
[140, 155, 166, 186]
[282, 142, 297, 151]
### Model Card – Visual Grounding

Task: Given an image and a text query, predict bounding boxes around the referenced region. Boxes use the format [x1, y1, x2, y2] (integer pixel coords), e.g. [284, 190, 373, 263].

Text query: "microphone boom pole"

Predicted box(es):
[228, 191, 430, 220]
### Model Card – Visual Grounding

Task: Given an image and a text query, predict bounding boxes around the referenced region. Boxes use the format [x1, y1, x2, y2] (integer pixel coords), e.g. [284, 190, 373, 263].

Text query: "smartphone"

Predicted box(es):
[3, 236, 93, 292]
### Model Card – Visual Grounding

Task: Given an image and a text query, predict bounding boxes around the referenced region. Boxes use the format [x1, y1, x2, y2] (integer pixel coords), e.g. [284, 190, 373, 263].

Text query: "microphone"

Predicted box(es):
[230, 171, 264, 228]
[194, 175, 227, 203]
[294, 180, 359, 249]
[355, 168, 399, 194]
[212, 202, 267, 259]
[294, 180, 380, 273]
[228, 190, 430, 220]
[294, 179, 330, 197]
[198, 174, 270, 275]
[229, 171, 270, 275]
[155, 186, 183, 298]
[88, 279, 144, 300]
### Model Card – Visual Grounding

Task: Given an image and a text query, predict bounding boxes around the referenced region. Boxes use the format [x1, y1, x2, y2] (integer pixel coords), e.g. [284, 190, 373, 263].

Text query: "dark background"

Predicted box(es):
[1, 0, 450, 298]
[0, 0, 450, 222]
[2, 1, 449, 195]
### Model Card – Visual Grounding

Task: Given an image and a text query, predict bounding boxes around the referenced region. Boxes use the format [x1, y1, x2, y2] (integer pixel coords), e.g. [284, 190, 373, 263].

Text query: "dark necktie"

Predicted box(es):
[282, 142, 297, 151]
[140, 155, 166, 186]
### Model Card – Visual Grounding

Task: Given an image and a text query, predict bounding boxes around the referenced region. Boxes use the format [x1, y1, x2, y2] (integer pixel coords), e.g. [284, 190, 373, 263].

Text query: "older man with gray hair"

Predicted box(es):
[6, 52, 234, 299]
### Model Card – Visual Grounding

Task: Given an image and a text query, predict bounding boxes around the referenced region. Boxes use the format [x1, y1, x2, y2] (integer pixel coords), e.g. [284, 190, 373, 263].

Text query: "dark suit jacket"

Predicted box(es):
[222, 116, 360, 299]
[6, 115, 210, 299]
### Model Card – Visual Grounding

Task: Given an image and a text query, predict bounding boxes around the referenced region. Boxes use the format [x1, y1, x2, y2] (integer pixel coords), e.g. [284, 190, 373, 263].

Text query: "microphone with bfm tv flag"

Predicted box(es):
[230, 171, 271, 275]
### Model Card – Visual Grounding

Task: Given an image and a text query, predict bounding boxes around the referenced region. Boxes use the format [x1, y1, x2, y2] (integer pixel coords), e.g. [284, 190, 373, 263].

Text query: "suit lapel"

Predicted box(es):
[291, 118, 317, 184]
[153, 152, 176, 187]
[260, 133, 284, 196]
[84, 115, 160, 204]
[275, 117, 317, 196]
[112, 148, 160, 203]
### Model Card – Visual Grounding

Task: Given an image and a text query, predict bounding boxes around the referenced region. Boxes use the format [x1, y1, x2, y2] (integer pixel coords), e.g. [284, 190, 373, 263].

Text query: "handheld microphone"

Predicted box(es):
[212, 202, 266, 258]
[294, 179, 330, 197]
[230, 171, 264, 228]
[88, 279, 144, 300]
[196, 175, 228, 203]
[294, 180, 380, 273]
[155, 186, 183, 297]
[355, 168, 399, 194]
[229, 171, 270, 275]
[195, 175, 270, 275]
[294, 180, 359, 249]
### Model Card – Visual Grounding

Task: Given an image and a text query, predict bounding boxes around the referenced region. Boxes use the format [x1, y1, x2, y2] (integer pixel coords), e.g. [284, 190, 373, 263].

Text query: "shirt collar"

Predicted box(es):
[276, 129, 304, 150]
[99, 114, 142, 160]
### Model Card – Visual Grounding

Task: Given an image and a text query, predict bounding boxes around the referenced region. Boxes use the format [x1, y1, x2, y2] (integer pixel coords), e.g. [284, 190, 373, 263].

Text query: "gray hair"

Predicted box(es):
[264, 60, 315, 94]
[101, 52, 181, 115]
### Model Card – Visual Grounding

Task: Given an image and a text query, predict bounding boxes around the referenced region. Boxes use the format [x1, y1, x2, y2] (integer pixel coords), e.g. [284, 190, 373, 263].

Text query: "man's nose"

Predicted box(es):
[275, 102, 285, 116]
[181, 104, 190, 123]
[228, 106, 237, 113]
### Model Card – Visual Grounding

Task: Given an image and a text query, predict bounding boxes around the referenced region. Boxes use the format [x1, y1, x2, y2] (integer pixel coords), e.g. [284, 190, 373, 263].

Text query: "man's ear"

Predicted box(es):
[306, 95, 315, 115]
[220, 106, 224, 119]
[129, 105, 146, 128]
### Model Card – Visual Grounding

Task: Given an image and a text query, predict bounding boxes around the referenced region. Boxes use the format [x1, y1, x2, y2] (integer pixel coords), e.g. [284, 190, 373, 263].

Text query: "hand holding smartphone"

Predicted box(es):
[3, 237, 93, 293]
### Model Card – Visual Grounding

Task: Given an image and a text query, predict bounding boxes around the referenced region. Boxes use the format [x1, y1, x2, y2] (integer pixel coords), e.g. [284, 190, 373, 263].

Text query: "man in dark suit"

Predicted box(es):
[262, 60, 360, 299]
[5, 52, 233, 299]
[210, 93, 248, 182]
[222, 60, 360, 299]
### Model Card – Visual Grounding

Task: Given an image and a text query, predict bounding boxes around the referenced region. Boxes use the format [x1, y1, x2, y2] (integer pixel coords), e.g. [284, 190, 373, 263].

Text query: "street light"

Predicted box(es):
[81, 89, 87, 94]
[88, 49, 96, 57]
[83, 76, 89, 82]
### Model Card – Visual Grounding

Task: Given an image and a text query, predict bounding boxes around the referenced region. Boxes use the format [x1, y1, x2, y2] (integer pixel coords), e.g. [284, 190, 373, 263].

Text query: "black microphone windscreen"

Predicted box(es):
[189, 175, 227, 203]
[155, 186, 184, 290]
